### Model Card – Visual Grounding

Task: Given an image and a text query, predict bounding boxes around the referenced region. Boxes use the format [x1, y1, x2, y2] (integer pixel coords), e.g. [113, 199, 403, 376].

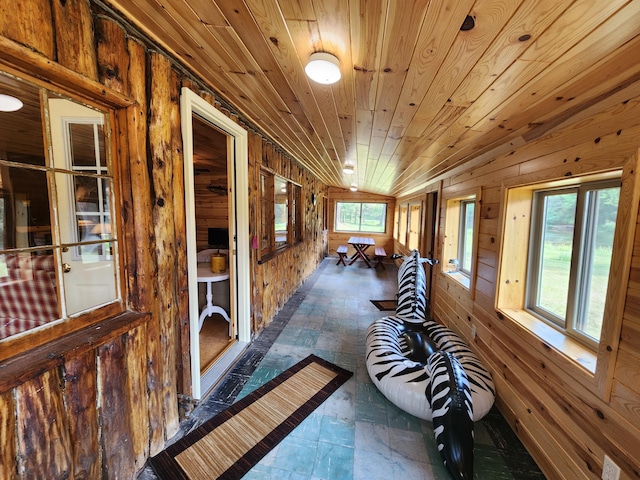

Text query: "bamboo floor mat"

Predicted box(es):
[149, 355, 352, 480]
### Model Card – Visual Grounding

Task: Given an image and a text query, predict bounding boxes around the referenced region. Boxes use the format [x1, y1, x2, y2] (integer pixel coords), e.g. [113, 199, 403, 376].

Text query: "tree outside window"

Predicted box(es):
[335, 202, 386, 233]
[527, 181, 620, 346]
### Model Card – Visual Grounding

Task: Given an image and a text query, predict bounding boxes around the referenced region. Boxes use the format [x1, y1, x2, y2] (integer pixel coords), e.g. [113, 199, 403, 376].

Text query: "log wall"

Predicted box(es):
[0, 1, 328, 478]
[396, 85, 640, 478]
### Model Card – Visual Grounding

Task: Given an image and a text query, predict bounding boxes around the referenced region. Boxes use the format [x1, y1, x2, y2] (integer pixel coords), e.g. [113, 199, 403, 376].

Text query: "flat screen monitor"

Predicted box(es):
[208, 227, 229, 248]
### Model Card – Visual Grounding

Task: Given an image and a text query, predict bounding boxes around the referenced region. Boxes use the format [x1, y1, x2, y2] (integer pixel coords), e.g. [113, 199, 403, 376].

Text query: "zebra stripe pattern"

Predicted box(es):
[427, 350, 474, 480]
[365, 316, 494, 421]
[422, 319, 495, 419]
[395, 250, 428, 323]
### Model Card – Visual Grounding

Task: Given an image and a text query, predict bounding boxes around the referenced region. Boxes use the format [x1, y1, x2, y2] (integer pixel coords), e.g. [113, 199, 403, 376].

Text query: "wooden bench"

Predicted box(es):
[336, 245, 348, 266]
[373, 246, 387, 269]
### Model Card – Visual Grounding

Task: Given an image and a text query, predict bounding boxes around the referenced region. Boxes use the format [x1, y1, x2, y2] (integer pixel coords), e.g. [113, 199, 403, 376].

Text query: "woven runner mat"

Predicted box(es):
[150, 354, 352, 480]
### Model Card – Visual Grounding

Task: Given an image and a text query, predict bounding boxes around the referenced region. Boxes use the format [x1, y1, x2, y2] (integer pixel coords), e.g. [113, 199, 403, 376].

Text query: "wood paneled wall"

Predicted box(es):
[413, 89, 640, 479]
[0, 1, 327, 478]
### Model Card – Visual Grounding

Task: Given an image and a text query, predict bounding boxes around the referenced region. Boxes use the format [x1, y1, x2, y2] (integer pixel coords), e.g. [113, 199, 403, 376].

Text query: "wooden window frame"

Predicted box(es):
[442, 189, 480, 291]
[496, 154, 640, 400]
[257, 167, 303, 263]
[334, 201, 388, 234]
[0, 64, 129, 362]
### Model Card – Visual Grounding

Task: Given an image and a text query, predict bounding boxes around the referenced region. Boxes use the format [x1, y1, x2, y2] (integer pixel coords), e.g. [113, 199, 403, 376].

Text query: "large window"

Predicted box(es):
[258, 169, 302, 259]
[0, 71, 120, 341]
[335, 202, 386, 233]
[526, 180, 620, 347]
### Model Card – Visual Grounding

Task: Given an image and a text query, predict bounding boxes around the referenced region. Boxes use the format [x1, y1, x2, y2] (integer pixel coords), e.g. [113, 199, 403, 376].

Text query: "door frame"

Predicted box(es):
[180, 87, 250, 399]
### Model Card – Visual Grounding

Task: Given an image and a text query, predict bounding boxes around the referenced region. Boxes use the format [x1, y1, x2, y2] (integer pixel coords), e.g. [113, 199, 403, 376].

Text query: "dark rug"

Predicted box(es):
[149, 354, 352, 480]
[370, 299, 397, 311]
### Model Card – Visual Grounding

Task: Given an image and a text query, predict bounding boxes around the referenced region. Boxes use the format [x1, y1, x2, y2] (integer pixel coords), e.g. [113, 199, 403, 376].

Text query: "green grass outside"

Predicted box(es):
[538, 242, 611, 340]
[335, 219, 385, 233]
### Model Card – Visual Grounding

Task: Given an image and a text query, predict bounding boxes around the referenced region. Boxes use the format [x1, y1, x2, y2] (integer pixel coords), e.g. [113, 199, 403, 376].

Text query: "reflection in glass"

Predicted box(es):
[0, 72, 45, 166]
[275, 176, 288, 248]
[0, 166, 52, 249]
[0, 250, 60, 339]
[70, 123, 106, 168]
[61, 241, 117, 315]
[0, 74, 120, 341]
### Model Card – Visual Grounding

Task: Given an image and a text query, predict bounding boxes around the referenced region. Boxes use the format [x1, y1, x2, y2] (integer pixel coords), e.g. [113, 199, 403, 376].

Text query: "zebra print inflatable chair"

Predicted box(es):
[365, 250, 495, 480]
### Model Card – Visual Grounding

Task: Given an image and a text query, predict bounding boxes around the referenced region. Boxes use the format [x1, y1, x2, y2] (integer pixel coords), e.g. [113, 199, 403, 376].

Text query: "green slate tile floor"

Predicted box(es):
[140, 256, 546, 480]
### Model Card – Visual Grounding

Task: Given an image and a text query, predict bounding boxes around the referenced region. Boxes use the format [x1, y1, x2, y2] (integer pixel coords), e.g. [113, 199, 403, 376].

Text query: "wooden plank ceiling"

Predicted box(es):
[104, 0, 640, 197]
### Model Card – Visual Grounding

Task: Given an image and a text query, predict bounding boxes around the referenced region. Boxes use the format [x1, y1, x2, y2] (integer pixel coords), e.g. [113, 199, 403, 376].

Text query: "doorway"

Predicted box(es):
[180, 88, 250, 399]
[422, 190, 439, 314]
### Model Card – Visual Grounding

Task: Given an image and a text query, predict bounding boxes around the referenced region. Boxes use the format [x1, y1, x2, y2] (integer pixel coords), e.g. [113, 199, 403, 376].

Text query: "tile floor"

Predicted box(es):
[140, 256, 545, 480]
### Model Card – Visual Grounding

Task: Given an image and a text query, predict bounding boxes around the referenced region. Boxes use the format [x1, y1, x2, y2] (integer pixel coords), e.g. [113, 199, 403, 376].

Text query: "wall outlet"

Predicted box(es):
[470, 324, 477, 339]
[602, 455, 621, 480]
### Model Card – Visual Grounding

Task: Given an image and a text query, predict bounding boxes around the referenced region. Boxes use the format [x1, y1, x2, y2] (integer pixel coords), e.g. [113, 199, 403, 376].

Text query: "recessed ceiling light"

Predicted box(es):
[305, 52, 341, 85]
[0, 94, 23, 112]
[343, 163, 355, 174]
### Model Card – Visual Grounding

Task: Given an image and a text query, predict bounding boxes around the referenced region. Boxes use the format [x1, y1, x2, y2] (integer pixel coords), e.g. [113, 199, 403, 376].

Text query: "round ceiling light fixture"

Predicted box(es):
[342, 163, 355, 174]
[349, 183, 358, 192]
[0, 94, 23, 112]
[305, 52, 341, 85]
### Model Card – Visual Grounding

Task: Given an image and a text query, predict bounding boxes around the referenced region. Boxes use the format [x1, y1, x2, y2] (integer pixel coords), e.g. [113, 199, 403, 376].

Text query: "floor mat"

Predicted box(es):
[149, 354, 352, 480]
[370, 299, 397, 311]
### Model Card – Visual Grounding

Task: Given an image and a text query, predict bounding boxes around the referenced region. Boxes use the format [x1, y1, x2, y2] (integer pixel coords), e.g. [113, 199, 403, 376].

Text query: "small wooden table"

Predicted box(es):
[197, 264, 231, 334]
[348, 236, 375, 267]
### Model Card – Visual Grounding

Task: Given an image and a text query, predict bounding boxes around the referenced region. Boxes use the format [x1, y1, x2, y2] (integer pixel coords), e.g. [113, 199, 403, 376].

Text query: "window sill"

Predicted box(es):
[445, 271, 471, 289]
[499, 308, 596, 374]
[0, 311, 148, 393]
[257, 241, 303, 264]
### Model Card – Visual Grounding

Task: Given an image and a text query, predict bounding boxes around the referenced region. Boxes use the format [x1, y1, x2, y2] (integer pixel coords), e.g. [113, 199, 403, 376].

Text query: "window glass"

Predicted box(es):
[258, 169, 302, 259]
[398, 204, 407, 243]
[443, 195, 476, 286]
[274, 175, 288, 249]
[527, 181, 620, 345]
[0, 72, 120, 340]
[259, 171, 273, 253]
[335, 202, 386, 233]
[408, 203, 421, 250]
[459, 200, 475, 273]
[531, 191, 576, 319]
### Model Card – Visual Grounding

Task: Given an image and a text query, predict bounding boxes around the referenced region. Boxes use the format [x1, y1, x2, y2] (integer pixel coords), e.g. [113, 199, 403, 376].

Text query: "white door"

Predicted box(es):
[181, 88, 250, 399]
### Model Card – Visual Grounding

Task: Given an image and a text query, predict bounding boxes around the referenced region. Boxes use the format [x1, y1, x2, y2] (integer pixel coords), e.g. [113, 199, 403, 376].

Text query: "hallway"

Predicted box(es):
[141, 256, 545, 479]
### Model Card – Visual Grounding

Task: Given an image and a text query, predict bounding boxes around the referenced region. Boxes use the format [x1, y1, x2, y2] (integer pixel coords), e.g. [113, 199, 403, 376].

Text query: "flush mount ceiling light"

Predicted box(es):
[350, 183, 358, 192]
[342, 163, 355, 174]
[0, 94, 23, 112]
[305, 52, 341, 85]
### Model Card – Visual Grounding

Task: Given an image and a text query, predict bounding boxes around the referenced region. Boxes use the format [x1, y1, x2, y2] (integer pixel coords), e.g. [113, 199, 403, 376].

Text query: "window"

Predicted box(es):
[458, 200, 475, 274]
[0, 71, 120, 341]
[443, 194, 477, 287]
[526, 180, 620, 347]
[398, 204, 408, 243]
[335, 202, 386, 233]
[258, 169, 302, 259]
[407, 203, 421, 250]
[275, 176, 289, 249]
